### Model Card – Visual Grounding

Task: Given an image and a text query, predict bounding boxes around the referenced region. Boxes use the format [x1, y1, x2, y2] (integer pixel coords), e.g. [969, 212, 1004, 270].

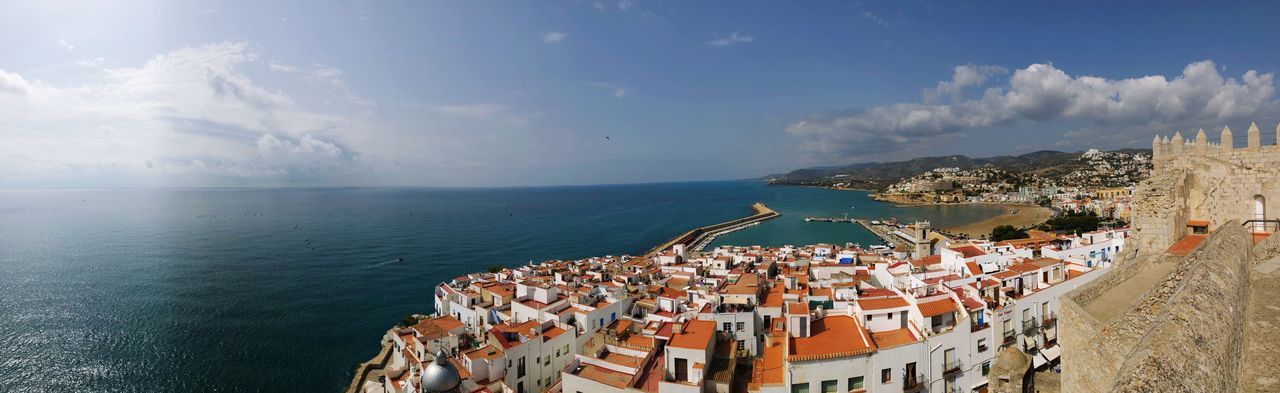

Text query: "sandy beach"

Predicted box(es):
[942, 203, 1054, 239]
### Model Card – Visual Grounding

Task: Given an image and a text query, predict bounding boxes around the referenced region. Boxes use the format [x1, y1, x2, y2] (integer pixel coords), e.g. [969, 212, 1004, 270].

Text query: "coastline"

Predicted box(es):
[766, 183, 1051, 239]
[940, 203, 1053, 239]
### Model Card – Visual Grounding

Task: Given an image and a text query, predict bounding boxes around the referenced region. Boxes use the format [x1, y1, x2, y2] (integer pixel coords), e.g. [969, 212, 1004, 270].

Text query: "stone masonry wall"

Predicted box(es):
[1150, 123, 1280, 238]
[1129, 171, 1188, 255]
[1108, 222, 1251, 392]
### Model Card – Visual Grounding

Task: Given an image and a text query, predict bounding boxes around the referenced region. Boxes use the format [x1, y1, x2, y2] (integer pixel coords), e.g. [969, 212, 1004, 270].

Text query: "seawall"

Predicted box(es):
[644, 202, 779, 256]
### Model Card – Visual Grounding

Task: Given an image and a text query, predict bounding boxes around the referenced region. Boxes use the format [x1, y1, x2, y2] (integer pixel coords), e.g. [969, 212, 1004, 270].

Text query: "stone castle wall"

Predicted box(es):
[1107, 222, 1251, 392]
[1139, 122, 1280, 252]
[1061, 223, 1252, 392]
[1060, 122, 1280, 392]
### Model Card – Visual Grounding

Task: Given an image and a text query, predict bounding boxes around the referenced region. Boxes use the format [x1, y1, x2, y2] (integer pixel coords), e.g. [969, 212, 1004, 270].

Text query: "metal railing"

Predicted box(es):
[1022, 319, 1039, 335]
[971, 321, 990, 332]
[902, 372, 925, 392]
[1243, 219, 1280, 233]
[1042, 312, 1057, 327]
[943, 360, 962, 376]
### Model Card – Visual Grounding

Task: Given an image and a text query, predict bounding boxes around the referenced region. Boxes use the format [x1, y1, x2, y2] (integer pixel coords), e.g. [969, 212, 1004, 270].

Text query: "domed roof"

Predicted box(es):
[420, 349, 462, 393]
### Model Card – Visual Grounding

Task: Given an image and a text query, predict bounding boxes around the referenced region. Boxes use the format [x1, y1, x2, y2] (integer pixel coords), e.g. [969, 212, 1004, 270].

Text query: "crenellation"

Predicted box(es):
[1063, 122, 1280, 393]
[1248, 121, 1261, 149]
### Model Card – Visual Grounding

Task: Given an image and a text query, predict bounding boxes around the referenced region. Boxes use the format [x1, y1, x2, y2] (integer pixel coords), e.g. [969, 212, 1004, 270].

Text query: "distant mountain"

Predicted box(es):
[767, 148, 1152, 190]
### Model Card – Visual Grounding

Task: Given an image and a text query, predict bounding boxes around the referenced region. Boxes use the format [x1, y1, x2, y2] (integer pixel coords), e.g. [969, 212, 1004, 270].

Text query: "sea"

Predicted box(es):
[0, 181, 1002, 392]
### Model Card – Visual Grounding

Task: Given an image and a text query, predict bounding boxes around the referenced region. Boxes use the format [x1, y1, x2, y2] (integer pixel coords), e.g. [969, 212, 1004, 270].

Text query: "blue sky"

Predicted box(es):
[2, 1, 1280, 187]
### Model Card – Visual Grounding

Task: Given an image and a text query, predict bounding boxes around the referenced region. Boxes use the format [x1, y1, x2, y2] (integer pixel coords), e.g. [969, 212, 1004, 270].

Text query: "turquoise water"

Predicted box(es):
[710, 187, 1005, 247]
[0, 181, 1000, 392]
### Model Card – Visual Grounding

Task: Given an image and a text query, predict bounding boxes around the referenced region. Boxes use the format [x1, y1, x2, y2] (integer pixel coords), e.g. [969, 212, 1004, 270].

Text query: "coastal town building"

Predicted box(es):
[349, 215, 1132, 393]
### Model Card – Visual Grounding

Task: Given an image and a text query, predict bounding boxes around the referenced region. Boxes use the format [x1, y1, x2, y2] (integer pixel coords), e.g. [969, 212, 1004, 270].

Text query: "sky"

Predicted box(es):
[2, 1, 1280, 187]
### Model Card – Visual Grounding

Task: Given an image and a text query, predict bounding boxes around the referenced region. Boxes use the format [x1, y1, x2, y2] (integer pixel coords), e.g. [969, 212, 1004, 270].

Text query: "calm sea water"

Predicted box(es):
[0, 181, 1000, 392]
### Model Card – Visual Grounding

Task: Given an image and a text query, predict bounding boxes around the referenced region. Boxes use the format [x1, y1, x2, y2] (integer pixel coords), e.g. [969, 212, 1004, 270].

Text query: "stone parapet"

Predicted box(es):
[1109, 222, 1251, 391]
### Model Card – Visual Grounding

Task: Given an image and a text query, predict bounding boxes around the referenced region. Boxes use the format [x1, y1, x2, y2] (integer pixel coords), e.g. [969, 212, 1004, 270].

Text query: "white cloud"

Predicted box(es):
[593, 1, 605, 11]
[587, 82, 626, 98]
[854, 1, 889, 27]
[269, 62, 346, 88]
[433, 104, 508, 119]
[617, 0, 633, 12]
[269, 61, 298, 73]
[0, 69, 34, 95]
[786, 60, 1278, 161]
[75, 57, 106, 67]
[923, 64, 1008, 103]
[707, 32, 754, 47]
[311, 64, 345, 88]
[57, 38, 75, 50]
[541, 31, 568, 43]
[0, 42, 372, 185]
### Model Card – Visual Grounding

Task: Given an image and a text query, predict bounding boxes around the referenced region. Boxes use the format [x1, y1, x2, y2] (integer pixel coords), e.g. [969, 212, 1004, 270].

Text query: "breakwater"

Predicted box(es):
[854, 219, 904, 248]
[645, 202, 779, 256]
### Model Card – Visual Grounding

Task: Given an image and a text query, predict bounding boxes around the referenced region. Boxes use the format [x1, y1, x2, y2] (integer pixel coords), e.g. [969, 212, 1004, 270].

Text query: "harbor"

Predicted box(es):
[802, 212, 906, 249]
[853, 218, 906, 248]
[644, 202, 779, 256]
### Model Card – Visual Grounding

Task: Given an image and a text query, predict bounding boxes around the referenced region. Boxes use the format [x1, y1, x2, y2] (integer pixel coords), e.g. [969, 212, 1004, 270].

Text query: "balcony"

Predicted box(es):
[971, 321, 989, 332]
[1042, 312, 1057, 327]
[942, 360, 962, 376]
[1022, 319, 1039, 335]
[902, 372, 925, 392]
[1002, 330, 1016, 346]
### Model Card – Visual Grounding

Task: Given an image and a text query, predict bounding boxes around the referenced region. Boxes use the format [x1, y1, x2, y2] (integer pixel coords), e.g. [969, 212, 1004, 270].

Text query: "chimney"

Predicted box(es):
[672, 323, 684, 335]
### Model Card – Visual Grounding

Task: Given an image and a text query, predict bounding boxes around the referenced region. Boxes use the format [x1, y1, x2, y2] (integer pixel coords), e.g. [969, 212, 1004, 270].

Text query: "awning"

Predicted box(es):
[1032, 353, 1047, 368]
[1041, 345, 1061, 362]
[1022, 336, 1036, 348]
[1044, 326, 1057, 341]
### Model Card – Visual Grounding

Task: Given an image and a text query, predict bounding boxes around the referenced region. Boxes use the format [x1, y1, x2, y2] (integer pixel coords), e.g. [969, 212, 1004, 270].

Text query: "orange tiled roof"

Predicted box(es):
[950, 245, 987, 258]
[870, 327, 919, 349]
[857, 296, 909, 311]
[788, 315, 875, 361]
[917, 298, 957, 318]
[669, 320, 715, 349]
[787, 302, 810, 315]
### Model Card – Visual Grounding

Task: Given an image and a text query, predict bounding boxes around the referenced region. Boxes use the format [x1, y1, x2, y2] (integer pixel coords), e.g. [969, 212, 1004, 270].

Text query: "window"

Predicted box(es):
[866, 315, 873, 322]
[737, 340, 745, 351]
[723, 322, 733, 331]
[517, 357, 526, 378]
[611, 312, 616, 321]
[881, 368, 891, 384]
[821, 380, 837, 393]
[887, 312, 894, 320]
[848, 376, 864, 390]
[791, 382, 809, 393]
[977, 338, 988, 352]
[736, 322, 745, 331]
[982, 361, 991, 376]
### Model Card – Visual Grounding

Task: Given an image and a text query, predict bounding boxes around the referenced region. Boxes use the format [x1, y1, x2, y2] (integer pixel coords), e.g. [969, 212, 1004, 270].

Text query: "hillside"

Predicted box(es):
[768, 148, 1152, 190]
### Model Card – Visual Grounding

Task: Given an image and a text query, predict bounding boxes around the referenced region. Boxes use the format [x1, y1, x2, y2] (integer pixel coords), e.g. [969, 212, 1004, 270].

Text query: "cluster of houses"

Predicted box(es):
[355, 225, 1130, 393]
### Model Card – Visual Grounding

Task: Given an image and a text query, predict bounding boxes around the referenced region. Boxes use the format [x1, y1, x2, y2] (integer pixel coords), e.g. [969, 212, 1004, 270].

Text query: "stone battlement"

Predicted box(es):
[1062, 121, 1280, 392]
[1151, 122, 1280, 167]
[1132, 121, 1280, 253]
